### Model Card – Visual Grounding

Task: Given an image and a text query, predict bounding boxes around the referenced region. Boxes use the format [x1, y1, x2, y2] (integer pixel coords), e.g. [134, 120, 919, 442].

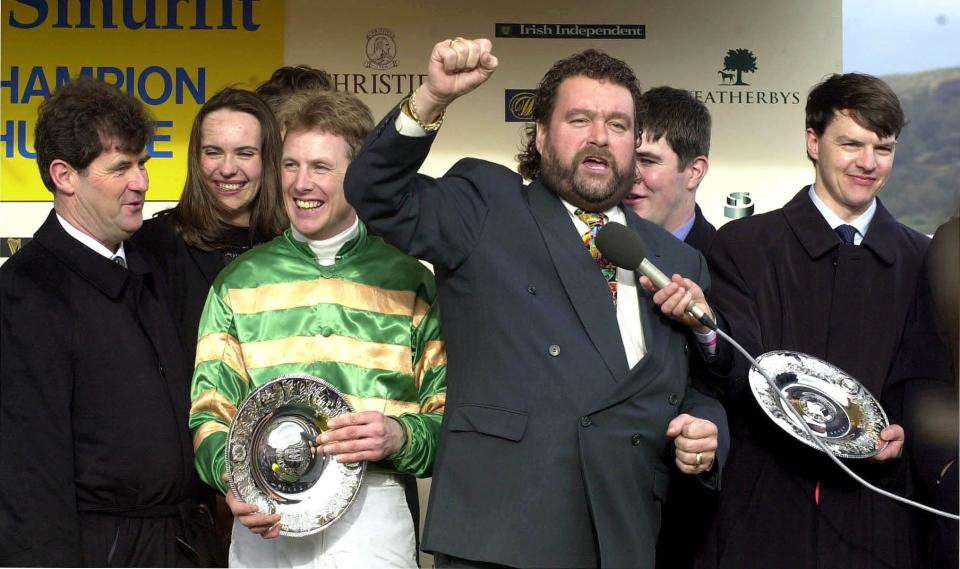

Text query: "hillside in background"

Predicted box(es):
[881, 67, 960, 234]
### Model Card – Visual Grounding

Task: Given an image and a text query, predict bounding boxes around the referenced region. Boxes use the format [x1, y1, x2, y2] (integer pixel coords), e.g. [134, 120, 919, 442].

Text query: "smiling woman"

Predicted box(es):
[131, 88, 287, 367]
[129, 89, 287, 557]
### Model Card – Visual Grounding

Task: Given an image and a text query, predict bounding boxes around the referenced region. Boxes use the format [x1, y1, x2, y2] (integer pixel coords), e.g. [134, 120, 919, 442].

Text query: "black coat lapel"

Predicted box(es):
[525, 182, 629, 380]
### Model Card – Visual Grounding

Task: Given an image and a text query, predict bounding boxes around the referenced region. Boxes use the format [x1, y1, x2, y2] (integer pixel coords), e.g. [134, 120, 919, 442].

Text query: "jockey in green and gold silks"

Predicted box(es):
[189, 221, 446, 495]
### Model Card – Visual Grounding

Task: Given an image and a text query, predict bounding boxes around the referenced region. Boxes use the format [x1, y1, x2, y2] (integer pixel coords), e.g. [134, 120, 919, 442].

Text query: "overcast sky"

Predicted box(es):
[844, 0, 959, 75]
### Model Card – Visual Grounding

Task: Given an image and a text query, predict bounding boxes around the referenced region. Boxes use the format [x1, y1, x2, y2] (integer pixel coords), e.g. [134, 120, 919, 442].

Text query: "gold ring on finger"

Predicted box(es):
[695, 452, 703, 467]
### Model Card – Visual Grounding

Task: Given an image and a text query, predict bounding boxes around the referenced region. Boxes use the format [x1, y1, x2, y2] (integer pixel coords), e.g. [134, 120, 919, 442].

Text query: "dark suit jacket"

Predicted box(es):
[701, 189, 930, 569]
[684, 204, 717, 253]
[0, 211, 214, 566]
[131, 216, 225, 368]
[345, 108, 729, 568]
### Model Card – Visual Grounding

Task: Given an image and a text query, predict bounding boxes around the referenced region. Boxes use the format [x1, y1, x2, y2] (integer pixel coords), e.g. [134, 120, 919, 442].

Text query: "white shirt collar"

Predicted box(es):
[56, 212, 127, 263]
[290, 215, 360, 266]
[807, 185, 876, 245]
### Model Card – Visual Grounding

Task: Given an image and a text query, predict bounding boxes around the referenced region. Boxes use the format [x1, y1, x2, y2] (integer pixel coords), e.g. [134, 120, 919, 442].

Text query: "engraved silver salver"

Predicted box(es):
[226, 374, 365, 537]
[749, 351, 889, 459]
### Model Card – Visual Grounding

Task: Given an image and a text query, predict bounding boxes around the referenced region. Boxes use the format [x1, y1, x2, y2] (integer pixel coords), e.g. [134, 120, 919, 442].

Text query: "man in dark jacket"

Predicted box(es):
[345, 38, 729, 569]
[701, 73, 930, 569]
[624, 86, 716, 253]
[624, 88, 719, 569]
[0, 77, 219, 566]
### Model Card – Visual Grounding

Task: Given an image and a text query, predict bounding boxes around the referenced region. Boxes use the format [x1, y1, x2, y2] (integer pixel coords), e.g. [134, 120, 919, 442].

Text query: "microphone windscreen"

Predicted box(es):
[596, 222, 647, 269]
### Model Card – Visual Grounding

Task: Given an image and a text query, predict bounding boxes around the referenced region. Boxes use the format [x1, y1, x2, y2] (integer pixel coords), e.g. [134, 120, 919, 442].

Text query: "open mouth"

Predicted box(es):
[216, 182, 245, 192]
[294, 199, 324, 210]
[581, 156, 610, 171]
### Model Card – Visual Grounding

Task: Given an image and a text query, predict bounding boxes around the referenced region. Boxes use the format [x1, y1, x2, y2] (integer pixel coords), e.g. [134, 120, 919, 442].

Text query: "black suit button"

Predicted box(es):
[667, 393, 679, 405]
[631, 434, 642, 446]
[683, 343, 690, 355]
[548, 344, 560, 356]
[580, 416, 592, 427]
[527, 285, 537, 295]
[158, 364, 165, 377]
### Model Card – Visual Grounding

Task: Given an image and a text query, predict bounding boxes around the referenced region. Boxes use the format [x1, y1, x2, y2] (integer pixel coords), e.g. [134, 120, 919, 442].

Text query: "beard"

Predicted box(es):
[540, 145, 636, 213]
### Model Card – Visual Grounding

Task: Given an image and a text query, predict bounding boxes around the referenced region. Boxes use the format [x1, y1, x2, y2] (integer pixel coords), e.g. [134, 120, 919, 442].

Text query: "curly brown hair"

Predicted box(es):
[35, 77, 154, 193]
[516, 49, 643, 181]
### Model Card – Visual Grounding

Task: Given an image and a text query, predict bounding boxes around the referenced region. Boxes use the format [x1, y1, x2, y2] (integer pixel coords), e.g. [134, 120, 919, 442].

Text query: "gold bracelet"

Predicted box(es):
[406, 90, 444, 132]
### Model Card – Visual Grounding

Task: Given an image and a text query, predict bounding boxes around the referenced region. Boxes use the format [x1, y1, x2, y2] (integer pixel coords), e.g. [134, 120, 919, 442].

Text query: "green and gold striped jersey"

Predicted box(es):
[189, 223, 446, 494]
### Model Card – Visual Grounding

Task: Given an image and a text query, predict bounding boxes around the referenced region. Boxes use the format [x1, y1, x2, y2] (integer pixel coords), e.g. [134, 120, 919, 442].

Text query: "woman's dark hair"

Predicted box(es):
[163, 88, 287, 250]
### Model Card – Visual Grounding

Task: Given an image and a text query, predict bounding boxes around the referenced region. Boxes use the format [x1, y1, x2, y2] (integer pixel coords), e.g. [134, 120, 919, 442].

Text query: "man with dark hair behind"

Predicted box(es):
[255, 64, 333, 115]
[189, 88, 446, 568]
[619, 86, 717, 569]
[0, 77, 219, 566]
[625, 86, 716, 252]
[345, 38, 729, 568]
[699, 73, 931, 568]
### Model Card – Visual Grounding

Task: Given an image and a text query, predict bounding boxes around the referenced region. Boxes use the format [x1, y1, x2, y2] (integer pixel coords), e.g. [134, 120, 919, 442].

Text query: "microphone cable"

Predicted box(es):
[714, 326, 959, 521]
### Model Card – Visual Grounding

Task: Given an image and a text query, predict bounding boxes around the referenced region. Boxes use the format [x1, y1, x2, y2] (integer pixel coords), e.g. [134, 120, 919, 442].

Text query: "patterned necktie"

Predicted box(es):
[575, 208, 617, 303]
[112, 255, 127, 268]
[835, 224, 857, 245]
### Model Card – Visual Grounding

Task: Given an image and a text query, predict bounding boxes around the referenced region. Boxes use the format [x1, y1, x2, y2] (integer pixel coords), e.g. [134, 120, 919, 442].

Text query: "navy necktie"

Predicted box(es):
[835, 224, 857, 245]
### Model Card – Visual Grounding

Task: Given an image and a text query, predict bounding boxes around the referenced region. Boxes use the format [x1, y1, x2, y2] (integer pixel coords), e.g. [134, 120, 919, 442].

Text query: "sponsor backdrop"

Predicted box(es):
[284, 0, 838, 231]
[1, 0, 839, 258]
[0, 0, 284, 255]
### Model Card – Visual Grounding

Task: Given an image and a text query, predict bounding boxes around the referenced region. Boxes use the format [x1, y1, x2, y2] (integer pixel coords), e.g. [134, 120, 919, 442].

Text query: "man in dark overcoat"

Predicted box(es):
[0, 78, 219, 566]
[700, 73, 930, 568]
[344, 39, 730, 568]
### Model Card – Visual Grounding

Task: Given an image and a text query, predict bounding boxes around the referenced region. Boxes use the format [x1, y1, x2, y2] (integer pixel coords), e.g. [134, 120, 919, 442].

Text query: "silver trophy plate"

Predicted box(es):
[749, 351, 889, 459]
[226, 374, 365, 537]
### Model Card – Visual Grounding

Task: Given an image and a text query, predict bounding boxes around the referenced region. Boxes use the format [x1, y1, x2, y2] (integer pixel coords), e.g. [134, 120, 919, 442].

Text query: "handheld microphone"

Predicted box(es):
[596, 221, 717, 331]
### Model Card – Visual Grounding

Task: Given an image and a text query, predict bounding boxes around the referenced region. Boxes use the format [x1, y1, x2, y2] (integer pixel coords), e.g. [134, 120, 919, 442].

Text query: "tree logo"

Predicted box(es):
[718, 49, 757, 86]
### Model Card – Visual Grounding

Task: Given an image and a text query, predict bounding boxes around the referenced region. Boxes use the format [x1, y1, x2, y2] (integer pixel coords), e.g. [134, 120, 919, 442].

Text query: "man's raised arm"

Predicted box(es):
[344, 38, 500, 270]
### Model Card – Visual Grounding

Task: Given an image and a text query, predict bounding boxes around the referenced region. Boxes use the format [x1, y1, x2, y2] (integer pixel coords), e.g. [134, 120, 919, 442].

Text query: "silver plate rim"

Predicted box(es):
[225, 373, 366, 537]
[748, 350, 889, 459]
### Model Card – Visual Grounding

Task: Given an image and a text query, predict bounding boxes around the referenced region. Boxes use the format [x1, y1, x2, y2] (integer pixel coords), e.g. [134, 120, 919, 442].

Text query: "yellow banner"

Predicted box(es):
[1, 0, 284, 201]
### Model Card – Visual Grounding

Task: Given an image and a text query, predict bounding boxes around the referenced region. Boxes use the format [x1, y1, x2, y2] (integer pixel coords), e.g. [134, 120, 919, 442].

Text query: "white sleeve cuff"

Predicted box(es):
[395, 108, 430, 137]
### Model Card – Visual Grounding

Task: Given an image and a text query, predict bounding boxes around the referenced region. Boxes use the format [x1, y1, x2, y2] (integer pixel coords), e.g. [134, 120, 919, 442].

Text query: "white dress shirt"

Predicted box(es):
[56, 212, 127, 264]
